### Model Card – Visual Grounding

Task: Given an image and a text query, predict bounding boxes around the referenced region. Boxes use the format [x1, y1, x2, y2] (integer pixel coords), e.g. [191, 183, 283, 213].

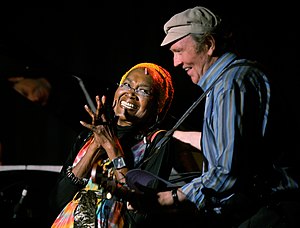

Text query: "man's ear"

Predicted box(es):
[206, 36, 216, 56]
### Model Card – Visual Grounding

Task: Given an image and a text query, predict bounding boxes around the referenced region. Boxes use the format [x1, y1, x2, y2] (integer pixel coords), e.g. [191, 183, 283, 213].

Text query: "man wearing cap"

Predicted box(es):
[156, 6, 299, 227]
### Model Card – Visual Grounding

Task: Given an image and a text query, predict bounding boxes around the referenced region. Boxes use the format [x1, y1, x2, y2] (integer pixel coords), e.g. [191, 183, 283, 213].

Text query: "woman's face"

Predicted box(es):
[113, 68, 157, 126]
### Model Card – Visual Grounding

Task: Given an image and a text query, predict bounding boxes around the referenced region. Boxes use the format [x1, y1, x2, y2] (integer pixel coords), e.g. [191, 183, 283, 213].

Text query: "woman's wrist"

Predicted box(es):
[66, 166, 89, 186]
[112, 156, 126, 170]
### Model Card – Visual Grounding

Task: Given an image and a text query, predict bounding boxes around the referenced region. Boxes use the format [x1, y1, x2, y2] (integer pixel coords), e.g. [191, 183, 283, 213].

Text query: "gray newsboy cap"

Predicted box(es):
[161, 6, 221, 46]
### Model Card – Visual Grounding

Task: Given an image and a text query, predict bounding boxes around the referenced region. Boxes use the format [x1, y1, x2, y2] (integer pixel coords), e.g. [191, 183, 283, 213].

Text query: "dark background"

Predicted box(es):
[0, 2, 299, 226]
[0, 2, 299, 165]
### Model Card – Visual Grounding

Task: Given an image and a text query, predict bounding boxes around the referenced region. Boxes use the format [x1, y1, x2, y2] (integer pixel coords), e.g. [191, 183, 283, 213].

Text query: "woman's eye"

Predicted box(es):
[139, 89, 150, 95]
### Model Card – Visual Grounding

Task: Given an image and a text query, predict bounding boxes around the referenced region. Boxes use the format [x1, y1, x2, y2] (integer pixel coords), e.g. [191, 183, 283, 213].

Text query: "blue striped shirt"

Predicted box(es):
[181, 52, 298, 209]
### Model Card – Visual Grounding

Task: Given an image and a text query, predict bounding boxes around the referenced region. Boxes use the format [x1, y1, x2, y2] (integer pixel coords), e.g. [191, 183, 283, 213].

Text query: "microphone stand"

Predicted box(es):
[73, 75, 96, 112]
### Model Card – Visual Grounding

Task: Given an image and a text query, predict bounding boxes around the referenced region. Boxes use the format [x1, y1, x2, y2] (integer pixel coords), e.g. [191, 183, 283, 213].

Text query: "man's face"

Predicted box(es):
[169, 35, 212, 84]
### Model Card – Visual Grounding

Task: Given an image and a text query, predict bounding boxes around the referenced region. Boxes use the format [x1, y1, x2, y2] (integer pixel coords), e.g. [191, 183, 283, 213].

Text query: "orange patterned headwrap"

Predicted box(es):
[120, 62, 174, 120]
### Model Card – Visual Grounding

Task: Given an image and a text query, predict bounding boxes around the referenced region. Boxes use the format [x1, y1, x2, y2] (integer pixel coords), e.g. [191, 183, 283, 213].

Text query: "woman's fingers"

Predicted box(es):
[84, 104, 94, 117]
[83, 95, 110, 127]
[80, 121, 93, 130]
[94, 95, 108, 124]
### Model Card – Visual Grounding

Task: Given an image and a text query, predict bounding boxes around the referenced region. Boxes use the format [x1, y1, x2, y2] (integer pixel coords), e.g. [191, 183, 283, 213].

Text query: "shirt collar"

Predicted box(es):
[198, 52, 237, 91]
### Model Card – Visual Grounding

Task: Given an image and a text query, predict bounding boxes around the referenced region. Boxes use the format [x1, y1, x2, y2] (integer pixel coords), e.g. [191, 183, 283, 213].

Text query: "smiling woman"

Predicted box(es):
[49, 62, 176, 228]
[114, 63, 174, 129]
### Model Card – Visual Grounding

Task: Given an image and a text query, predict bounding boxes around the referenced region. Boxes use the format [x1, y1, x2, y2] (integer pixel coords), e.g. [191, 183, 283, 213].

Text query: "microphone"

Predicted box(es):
[12, 187, 28, 219]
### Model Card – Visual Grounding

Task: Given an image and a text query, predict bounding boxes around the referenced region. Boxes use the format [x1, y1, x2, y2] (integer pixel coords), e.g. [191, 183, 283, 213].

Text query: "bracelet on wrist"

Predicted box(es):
[66, 166, 89, 186]
[172, 188, 179, 206]
[112, 156, 126, 170]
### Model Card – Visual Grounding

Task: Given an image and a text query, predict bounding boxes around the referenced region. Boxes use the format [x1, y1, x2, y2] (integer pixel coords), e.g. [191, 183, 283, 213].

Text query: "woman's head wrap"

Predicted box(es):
[119, 62, 174, 121]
